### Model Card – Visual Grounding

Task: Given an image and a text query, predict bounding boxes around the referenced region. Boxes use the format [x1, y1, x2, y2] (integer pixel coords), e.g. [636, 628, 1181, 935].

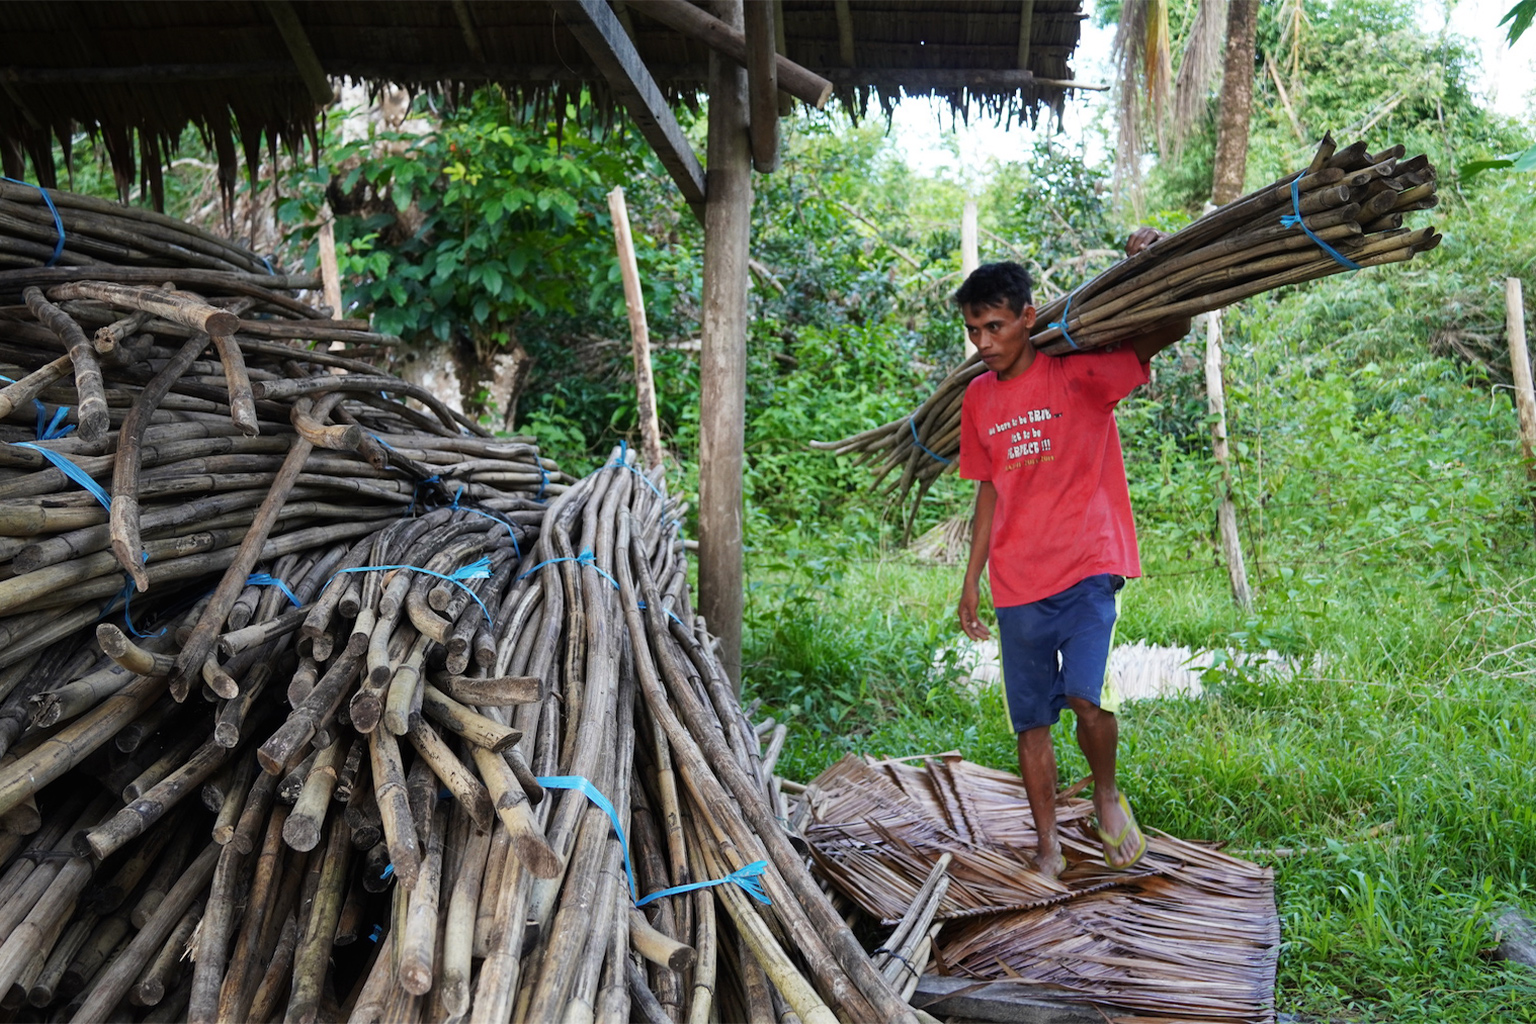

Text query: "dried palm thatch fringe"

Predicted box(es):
[0, 186, 917, 1024]
[803, 754, 1278, 1023]
[813, 134, 1441, 527]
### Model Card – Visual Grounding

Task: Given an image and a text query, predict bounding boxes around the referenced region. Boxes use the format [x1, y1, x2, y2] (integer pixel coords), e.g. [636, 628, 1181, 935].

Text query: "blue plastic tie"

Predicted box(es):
[1280, 176, 1362, 271]
[368, 433, 397, 453]
[637, 860, 772, 908]
[246, 573, 300, 607]
[381, 863, 394, 881]
[908, 417, 952, 465]
[636, 598, 688, 631]
[537, 775, 639, 900]
[534, 776, 771, 907]
[0, 373, 17, 384]
[1048, 291, 1081, 350]
[535, 461, 549, 501]
[14, 443, 110, 509]
[450, 486, 521, 560]
[327, 558, 495, 625]
[261, 255, 276, 275]
[610, 441, 667, 501]
[368, 924, 382, 943]
[2, 177, 65, 266]
[517, 547, 619, 590]
[34, 400, 75, 440]
[99, 553, 164, 638]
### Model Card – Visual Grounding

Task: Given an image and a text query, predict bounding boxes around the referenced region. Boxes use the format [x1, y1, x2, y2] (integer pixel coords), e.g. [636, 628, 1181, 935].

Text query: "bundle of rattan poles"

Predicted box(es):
[0, 178, 275, 276]
[0, 190, 919, 1023]
[813, 133, 1442, 513]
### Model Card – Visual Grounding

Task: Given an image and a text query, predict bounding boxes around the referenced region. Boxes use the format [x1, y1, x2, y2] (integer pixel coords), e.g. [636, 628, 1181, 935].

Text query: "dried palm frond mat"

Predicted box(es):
[803, 754, 1279, 1023]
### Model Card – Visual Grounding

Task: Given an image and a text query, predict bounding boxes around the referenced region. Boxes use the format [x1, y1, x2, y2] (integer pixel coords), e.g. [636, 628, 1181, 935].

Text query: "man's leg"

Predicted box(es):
[1016, 725, 1063, 877]
[1066, 697, 1137, 865]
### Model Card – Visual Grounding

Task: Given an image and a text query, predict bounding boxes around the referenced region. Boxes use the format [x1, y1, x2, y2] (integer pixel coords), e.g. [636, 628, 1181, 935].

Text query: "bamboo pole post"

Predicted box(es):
[608, 186, 665, 471]
[1506, 277, 1536, 532]
[961, 199, 979, 357]
[318, 208, 344, 319]
[1204, 311, 1254, 611]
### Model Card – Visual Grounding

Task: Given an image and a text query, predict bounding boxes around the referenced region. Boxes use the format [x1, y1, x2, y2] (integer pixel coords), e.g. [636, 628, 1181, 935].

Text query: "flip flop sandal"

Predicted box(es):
[1095, 793, 1148, 870]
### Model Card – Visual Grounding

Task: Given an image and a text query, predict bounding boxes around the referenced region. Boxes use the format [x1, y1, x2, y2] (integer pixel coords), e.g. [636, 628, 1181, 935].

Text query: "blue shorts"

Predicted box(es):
[996, 573, 1124, 733]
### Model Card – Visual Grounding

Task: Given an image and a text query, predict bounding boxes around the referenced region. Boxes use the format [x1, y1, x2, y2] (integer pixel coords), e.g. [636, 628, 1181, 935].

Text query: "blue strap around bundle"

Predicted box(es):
[537, 775, 773, 908]
[517, 547, 620, 590]
[908, 416, 951, 465]
[450, 486, 521, 560]
[1280, 176, 1362, 271]
[610, 440, 667, 501]
[14, 442, 110, 509]
[246, 573, 301, 607]
[2, 177, 65, 266]
[327, 557, 495, 624]
[1048, 290, 1081, 350]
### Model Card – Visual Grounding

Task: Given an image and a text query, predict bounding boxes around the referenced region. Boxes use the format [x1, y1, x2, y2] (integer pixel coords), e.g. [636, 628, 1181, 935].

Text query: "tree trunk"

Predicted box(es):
[1211, 0, 1260, 206]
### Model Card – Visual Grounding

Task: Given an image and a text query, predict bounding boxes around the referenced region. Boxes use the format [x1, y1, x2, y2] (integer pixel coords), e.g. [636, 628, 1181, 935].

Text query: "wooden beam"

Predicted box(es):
[698, 0, 753, 692]
[451, 0, 488, 62]
[744, 0, 780, 172]
[834, 0, 856, 67]
[913, 977, 1107, 1023]
[553, 0, 706, 212]
[819, 68, 1107, 91]
[262, 0, 334, 105]
[1017, 0, 1035, 70]
[772, 0, 792, 117]
[630, 0, 832, 108]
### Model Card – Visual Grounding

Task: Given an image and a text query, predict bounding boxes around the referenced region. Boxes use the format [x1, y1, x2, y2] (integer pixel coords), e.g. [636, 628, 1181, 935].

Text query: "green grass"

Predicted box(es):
[743, 548, 1536, 1023]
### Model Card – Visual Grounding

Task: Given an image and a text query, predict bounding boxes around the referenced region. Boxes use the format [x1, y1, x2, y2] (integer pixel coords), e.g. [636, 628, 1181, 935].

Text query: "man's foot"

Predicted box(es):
[1033, 840, 1065, 879]
[1094, 792, 1147, 870]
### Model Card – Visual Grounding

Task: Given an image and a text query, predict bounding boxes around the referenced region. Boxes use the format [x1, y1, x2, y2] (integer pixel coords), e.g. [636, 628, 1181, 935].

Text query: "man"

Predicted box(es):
[955, 228, 1189, 877]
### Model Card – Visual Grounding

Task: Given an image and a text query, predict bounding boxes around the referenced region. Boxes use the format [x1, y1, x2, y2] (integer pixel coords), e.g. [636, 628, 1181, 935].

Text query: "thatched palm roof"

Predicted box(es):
[0, 1, 1089, 204]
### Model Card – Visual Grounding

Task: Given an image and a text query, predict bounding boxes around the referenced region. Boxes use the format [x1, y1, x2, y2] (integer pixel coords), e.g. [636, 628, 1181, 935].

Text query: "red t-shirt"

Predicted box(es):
[959, 345, 1149, 607]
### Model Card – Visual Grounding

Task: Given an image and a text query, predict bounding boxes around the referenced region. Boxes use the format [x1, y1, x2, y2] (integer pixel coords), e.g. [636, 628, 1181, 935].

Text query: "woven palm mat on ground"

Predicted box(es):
[803, 754, 1278, 1023]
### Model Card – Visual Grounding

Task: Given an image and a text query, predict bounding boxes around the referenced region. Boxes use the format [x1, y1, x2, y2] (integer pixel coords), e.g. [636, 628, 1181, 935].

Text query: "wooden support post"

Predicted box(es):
[834, 0, 856, 67]
[744, 0, 780, 173]
[1205, 311, 1253, 611]
[634, 0, 832, 108]
[608, 186, 665, 471]
[1506, 277, 1536, 532]
[961, 200, 979, 358]
[1016, 0, 1035, 70]
[699, 0, 753, 693]
[263, 0, 335, 106]
[450, 0, 488, 62]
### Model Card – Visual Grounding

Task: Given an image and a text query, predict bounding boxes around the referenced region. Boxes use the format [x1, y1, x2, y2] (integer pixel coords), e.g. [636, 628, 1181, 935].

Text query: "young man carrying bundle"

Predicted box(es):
[955, 229, 1189, 877]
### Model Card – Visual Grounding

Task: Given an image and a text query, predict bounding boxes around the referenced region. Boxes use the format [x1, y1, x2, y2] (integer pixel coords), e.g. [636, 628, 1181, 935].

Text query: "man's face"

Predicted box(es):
[963, 302, 1037, 380]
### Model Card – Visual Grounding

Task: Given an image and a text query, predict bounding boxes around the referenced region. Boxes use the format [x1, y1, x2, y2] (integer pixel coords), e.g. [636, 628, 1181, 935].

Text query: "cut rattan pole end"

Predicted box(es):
[96, 623, 176, 677]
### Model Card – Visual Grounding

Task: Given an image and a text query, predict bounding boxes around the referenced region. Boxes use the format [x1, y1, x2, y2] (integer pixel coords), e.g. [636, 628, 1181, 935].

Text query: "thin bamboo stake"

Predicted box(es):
[609, 186, 664, 470]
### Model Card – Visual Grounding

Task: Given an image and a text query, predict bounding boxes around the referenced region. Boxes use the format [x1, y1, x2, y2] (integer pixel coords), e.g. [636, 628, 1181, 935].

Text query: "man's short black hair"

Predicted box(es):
[954, 261, 1033, 314]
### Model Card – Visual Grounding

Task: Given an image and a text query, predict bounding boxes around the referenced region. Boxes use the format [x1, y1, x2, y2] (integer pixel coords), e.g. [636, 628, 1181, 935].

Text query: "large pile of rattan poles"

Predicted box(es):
[814, 133, 1442, 514]
[0, 192, 919, 1022]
